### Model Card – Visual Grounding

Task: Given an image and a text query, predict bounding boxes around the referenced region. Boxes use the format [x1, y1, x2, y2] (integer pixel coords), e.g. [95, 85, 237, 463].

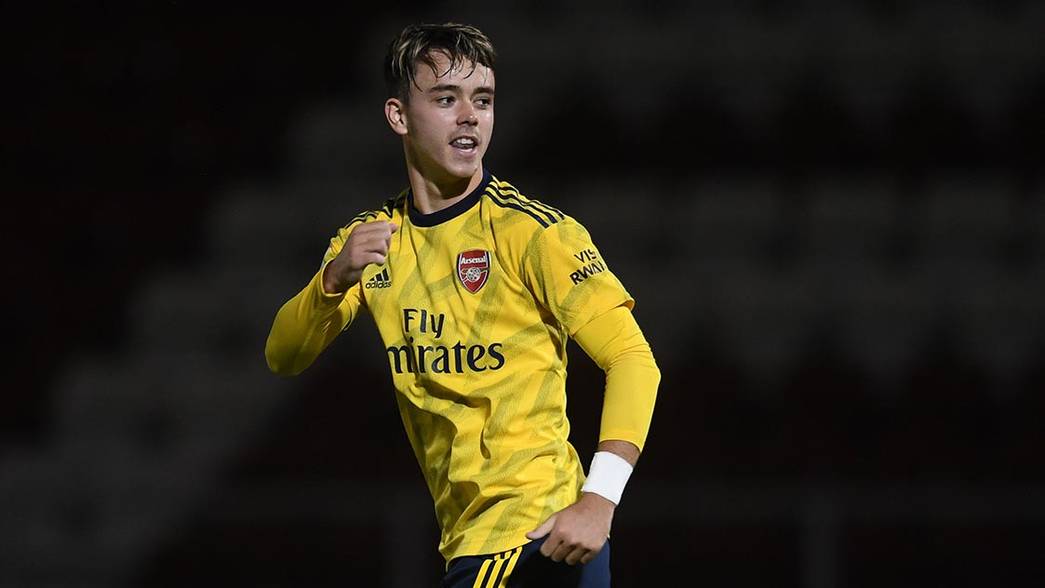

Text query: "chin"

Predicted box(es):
[443, 160, 481, 180]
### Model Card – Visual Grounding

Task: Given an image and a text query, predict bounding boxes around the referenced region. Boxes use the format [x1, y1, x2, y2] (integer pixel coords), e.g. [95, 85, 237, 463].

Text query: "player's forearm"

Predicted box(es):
[574, 306, 661, 451]
[595, 439, 640, 467]
[265, 265, 356, 376]
[598, 340, 659, 451]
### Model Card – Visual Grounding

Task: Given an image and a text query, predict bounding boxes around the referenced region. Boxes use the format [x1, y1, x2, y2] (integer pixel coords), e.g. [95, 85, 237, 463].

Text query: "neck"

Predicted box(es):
[405, 159, 484, 215]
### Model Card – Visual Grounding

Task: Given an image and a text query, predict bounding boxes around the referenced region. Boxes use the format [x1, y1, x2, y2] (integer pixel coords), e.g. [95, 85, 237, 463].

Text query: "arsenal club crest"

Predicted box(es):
[457, 249, 490, 293]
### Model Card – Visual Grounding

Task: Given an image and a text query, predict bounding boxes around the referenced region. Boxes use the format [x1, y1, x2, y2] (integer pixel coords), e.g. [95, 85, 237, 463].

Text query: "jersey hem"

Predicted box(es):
[442, 530, 535, 569]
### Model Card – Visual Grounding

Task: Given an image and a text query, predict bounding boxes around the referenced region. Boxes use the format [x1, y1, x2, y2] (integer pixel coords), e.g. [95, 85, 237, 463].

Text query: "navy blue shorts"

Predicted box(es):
[442, 537, 610, 588]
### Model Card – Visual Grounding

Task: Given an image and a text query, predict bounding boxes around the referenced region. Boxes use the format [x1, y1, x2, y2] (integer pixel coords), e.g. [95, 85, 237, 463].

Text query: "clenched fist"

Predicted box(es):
[322, 221, 398, 294]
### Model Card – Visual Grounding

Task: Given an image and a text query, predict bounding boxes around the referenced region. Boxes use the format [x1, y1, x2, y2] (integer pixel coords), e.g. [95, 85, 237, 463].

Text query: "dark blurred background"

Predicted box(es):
[3, 1, 1044, 586]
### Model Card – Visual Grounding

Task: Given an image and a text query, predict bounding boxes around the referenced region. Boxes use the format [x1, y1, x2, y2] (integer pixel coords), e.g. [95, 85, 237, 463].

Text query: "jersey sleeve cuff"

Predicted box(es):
[597, 429, 647, 452]
[315, 260, 348, 301]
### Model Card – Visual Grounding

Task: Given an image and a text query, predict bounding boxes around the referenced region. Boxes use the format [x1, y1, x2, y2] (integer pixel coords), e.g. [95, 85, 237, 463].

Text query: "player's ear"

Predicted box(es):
[385, 98, 408, 136]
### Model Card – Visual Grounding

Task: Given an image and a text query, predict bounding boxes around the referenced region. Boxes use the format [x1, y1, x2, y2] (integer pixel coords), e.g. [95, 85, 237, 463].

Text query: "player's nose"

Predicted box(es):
[457, 103, 478, 126]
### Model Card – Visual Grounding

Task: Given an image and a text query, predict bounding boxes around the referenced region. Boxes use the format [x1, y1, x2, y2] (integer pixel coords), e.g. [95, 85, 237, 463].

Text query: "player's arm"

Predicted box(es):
[517, 215, 659, 456]
[575, 305, 659, 465]
[265, 220, 397, 375]
[527, 306, 659, 564]
[519, 216, 659, 565]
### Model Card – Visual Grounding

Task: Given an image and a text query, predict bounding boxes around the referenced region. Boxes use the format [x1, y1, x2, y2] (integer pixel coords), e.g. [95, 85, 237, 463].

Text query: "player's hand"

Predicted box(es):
[525, 492, 614, 566]
[323, 221, 398, 293]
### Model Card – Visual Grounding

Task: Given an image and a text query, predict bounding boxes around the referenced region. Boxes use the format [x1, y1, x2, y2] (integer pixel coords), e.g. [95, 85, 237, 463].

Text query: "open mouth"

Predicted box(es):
[450, 136, 479, 153]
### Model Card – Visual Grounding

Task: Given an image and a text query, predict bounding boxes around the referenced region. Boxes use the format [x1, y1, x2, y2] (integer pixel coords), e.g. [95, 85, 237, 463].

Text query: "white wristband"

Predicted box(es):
[580, 451, 634, 505]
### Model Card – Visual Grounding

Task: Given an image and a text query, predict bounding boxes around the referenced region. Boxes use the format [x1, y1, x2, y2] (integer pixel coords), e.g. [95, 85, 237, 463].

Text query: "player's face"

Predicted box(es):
[395, 52, 495, 183]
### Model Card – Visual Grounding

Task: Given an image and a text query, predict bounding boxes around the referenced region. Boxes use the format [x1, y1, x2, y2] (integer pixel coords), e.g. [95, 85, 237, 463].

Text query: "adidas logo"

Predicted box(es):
[365, 268, 391, 289]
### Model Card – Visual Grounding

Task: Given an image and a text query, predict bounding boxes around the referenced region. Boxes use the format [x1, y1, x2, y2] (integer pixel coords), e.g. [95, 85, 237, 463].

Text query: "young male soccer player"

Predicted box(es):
[265, 23, 660, 587]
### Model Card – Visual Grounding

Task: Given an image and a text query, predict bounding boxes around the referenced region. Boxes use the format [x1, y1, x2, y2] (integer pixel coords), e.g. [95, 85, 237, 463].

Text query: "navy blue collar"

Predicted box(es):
[408, 169, 492, 227]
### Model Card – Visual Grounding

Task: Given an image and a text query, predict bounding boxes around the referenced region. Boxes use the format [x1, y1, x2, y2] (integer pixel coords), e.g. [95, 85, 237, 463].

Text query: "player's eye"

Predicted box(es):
[475, 97, 492, 108]
[436, 96, 455, 106]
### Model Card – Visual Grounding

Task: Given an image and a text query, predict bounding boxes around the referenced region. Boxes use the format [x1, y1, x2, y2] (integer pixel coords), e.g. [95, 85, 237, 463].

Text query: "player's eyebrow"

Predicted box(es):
[428, 84, 495, 96]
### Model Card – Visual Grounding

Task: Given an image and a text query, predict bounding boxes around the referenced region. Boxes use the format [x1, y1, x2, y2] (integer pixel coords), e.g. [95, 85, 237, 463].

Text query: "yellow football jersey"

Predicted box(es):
[319, 170, 634, 562]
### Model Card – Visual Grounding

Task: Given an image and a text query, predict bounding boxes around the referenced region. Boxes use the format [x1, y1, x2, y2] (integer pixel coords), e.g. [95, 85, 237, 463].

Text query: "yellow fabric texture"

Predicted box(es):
[573, 306, 660, 451]
[264, 258, 364, 376]
[265, 174, 648, 563]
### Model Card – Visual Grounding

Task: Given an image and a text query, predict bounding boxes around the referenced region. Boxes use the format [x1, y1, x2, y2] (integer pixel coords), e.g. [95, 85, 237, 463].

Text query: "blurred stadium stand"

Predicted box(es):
[3, 1, 1044, 586]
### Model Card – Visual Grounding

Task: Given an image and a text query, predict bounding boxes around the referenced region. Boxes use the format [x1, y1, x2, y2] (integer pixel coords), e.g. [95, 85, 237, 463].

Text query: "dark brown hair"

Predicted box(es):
[384, 23, 496, 102]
